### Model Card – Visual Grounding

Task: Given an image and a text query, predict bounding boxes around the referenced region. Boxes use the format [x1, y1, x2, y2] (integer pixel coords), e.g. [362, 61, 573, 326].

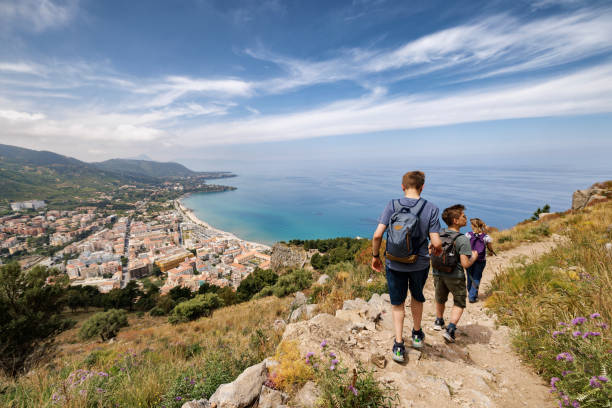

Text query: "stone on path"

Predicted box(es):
[209, 361, 267, 408]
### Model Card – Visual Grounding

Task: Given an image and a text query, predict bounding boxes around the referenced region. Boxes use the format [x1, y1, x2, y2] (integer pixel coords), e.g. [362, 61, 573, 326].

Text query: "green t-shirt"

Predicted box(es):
[432, 228, 473, 278]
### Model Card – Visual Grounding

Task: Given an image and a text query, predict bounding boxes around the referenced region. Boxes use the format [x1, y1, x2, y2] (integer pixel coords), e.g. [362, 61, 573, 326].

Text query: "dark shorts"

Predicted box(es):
[385, 266, 429, 305]
[434, 275, 467, 309]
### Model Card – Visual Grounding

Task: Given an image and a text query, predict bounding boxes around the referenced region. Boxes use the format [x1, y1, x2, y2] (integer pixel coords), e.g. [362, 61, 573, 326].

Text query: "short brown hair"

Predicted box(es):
[442, 204, 465, 226]
[402, 171, 425, 190]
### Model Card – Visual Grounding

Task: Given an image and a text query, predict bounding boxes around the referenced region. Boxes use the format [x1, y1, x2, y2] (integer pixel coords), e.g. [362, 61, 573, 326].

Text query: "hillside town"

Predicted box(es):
[0, 198, 270, 295]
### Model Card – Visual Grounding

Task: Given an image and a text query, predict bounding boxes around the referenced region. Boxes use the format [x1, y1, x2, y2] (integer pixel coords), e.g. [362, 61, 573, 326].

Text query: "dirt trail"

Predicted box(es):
[284, 235, 565, 407]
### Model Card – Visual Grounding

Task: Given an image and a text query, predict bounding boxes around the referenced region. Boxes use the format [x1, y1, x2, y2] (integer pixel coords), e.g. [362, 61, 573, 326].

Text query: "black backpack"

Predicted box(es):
[385, 199, 427, 264]
[431, 230, 462, 273]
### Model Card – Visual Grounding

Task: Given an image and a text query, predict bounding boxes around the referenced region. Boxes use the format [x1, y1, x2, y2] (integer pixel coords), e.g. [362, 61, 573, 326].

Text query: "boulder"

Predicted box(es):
[258, 385, 288, 408]
[272, 319, 286, 331]
[209, 361, 267, 408]
[292, 381, 320, 408]
[181, 400, 211, 408]
[271, 243, 308, 271]
[316, 274, 330, 285]
[572, 182, 610, 210]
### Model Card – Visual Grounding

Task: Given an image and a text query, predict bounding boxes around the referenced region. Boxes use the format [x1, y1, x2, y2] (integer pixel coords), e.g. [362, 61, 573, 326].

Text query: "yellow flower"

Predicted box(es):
[568, 271, 579, 281]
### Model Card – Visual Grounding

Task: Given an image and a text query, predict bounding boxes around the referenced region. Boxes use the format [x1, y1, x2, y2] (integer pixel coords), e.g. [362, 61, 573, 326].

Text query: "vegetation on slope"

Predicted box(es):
[487, 200, 612, 407]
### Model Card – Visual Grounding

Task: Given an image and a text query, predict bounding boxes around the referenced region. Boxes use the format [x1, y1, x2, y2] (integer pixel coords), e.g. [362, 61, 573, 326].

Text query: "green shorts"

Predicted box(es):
[434, 275, 467, 309]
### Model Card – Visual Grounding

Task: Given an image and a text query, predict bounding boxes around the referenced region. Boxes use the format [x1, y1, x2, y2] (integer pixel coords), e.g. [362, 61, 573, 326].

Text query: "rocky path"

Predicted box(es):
[282, 236, 564, 408]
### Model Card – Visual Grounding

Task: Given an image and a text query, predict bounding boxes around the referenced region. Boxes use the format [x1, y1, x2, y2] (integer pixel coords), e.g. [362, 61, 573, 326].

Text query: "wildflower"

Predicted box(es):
[329, 352, 336, 358]
[96, 388, 105, 393]
[329, 365, 335, 370]
[552, 331, 564, 338]
[572, 317, 587, 325]
[190, 380, 196, 385]
[175, 396, 183, 401]
[571, 401, 580, 408]
[305, 357, 310, 365]
[550, 377, 560, 387]
[306, 351, 314, 358]
[79, 390, 87, 396]
[558, 322, 568, 327]
[320, 340, 327, 348]
[561, 370, 573, 376]
[98, 371, 109, 377]
[598, 322, 608, 329]
[331, 359, 339, 365]
[556, 352, 574, 362]
[597, 375, 609, 383]
[589, 377, 602, 388]
[348, 385, 358, 396]
[572, 331, 581, 337]
[590, 313, 601, 319]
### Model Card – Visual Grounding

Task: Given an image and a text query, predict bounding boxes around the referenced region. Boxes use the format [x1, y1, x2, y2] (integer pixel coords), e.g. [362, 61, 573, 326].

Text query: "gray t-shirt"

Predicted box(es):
[378, 197, 441, 272]
[432, 228, 473, 278]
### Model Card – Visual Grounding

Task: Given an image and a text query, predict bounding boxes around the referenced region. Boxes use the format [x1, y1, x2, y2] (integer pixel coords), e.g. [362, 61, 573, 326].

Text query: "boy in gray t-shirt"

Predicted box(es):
[432, 204, 478, 343]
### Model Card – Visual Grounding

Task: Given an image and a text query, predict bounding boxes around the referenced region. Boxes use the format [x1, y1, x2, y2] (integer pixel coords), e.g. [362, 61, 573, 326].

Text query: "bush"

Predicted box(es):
[0, 263, 73, 377]
[168, 293, 223, 325]
[271, 269, 312, 297]
[160, 373, 208, 408]
[79, 309, 129, 341]
[236, 268, 278, 302]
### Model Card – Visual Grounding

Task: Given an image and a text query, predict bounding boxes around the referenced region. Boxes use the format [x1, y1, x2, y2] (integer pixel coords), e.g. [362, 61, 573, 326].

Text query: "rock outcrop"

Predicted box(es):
[572, 181, 611, 210]
[270, 243, 308, 271]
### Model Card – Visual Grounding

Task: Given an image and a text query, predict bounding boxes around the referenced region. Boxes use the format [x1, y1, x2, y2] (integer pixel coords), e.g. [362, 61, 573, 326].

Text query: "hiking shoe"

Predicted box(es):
[469, 297, 478, 303]
[443, 327, 456, 343]
[433, 317, 445, 331]
[412, 329, 425, 349]
[391, 340, 406, 363]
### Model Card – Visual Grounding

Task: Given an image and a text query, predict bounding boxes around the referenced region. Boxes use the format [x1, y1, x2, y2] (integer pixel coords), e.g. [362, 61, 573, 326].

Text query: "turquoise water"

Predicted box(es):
[183, 163, 610, 245]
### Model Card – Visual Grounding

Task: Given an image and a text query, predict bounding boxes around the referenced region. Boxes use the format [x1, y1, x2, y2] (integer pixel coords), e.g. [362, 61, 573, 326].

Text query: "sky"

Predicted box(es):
[1, 0, 611, 170]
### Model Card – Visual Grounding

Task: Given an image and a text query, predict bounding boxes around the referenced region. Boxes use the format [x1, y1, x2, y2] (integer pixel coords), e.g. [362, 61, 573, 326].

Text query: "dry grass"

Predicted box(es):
[0, 296, 291, 408]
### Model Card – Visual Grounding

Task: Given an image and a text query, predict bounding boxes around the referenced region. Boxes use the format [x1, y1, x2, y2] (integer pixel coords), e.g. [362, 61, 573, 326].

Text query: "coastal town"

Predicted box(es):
[0, 198, 271, 295]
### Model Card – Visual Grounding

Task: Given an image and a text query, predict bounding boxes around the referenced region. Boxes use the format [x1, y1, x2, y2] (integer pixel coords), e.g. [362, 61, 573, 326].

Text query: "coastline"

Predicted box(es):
[175, 197, 270, 250]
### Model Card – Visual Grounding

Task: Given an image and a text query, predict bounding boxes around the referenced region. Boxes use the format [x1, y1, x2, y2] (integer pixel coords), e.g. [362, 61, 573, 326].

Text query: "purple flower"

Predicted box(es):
[597, 375, 609, 383]
[572, 317, 587, 325]
[556, 352, 574, 362]
[349, 385, 358, 396]
[571, 401, 580, 408]
[558, 322, 568, 327]
[589, 377, 602, 388]
[329, 352, 336, 358]
[550, 377, 560, 386]
[590, 313, 601, 319]
[572, 331, 582, 337]
[561, 370, 573, 376]
[306, 351, 314, 358]
[320, 340, 327, 348]
[598, 322, 608, 329]
[96, 388, 105, 393]
[98, 371, 109, 377]
[190, 380, 196, 385]
[175, 396, 183, 401]
[305, 357, 310, 364]
[331, 359, 339, 365]
[329, 365, 335, 370]
[553, 331, 564, 338]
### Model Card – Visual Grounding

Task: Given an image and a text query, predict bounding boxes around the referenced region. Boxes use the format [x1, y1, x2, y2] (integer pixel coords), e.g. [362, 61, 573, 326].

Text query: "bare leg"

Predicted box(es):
[450, 306, 464, 325]
[411, 299, 424, 331]
[391, 303, 405, 343]
[435, 302, 445, 319]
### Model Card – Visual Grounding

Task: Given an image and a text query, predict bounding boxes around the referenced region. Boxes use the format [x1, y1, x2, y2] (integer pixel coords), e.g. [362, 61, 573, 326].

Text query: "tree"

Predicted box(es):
[236, 268, 278, 302]
[79, 309, 129, 341]
[0, 263, 73, 377]
[168, 293, 223, 324]
[168, 285, 193, 303]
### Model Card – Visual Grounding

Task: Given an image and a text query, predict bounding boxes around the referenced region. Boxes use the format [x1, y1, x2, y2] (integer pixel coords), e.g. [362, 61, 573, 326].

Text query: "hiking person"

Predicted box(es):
[431, 204, 478, 343]
[371, 171, 442, 363]
[465, 218, 496, 303]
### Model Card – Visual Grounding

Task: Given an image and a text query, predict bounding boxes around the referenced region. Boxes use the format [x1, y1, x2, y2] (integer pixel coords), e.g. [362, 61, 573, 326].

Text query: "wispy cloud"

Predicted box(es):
[0, 62, 39, 74]
[0, 0, 78, 32]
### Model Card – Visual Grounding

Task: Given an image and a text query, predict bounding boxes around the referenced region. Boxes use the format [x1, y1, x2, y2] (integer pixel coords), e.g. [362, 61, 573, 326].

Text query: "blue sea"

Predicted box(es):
[182, 162, 610, 246]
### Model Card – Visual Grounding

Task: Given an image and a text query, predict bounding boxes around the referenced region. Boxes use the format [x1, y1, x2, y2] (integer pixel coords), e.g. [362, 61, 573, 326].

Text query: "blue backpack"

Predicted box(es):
[385, 199, 427, 263]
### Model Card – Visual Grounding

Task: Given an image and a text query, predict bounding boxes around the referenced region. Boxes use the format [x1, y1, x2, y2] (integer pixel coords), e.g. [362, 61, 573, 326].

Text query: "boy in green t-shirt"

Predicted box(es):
[432, 204, 478, 343]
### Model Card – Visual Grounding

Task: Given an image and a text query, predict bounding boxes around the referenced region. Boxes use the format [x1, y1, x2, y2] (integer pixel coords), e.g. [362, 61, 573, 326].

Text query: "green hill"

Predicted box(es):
[93, 159, 219, 179]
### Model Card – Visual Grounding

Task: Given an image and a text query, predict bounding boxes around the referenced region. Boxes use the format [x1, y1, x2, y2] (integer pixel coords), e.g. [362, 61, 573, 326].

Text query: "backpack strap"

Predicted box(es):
[410, 199, 428, 252]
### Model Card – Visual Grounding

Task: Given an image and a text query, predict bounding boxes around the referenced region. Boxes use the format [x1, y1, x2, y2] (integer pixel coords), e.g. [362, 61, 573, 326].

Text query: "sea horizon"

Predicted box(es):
[182, 163, 612, 246]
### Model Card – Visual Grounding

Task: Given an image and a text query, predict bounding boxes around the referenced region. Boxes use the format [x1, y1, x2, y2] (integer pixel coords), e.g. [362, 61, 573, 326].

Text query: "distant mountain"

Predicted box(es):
[126, 154, 152, 161]
[93, 159, 201, 179]
[0, 144, 232, 202]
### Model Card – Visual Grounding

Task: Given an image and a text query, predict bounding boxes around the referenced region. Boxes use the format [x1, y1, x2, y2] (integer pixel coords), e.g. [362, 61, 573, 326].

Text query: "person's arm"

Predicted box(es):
[428, 232, 442, 256]
[371, 223, 387, 272]
[460, 251, 479, 269]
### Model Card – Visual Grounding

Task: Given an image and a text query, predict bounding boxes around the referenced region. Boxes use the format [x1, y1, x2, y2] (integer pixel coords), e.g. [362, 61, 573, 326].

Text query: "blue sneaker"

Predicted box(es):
[412, 329, 425, 349]
[391, 340, 406, 363]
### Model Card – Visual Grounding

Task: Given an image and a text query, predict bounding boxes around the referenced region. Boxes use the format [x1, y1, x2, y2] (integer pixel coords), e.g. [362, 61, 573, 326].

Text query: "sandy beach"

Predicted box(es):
[175, 198, 270, 250]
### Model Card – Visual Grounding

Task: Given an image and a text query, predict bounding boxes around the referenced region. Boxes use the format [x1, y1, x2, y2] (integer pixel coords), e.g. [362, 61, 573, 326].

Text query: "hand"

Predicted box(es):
[371, 257, 382, 273]
[429, 242, 442, 256]
[471, 250, 479, 258]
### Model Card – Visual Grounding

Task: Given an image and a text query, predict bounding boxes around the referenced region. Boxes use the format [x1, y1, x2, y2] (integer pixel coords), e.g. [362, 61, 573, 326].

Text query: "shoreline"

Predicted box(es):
[175, 197, 271, 250]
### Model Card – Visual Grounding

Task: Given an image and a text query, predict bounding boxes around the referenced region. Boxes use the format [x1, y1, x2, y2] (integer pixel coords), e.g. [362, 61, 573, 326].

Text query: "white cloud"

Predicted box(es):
[0, 0, 78, 32]
[0, 109, 45, 121]
[175, 62, 612, 145]
[0, 62, 39, 74]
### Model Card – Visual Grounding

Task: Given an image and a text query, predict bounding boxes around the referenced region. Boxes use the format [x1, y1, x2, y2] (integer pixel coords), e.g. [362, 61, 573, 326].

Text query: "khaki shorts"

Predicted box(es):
[434, 275, 467, 309]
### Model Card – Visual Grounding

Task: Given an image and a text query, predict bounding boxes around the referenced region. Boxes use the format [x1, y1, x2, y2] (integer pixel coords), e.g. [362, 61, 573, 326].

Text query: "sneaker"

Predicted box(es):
[391, 340, 406, 363]
[412, 329, 425, 349]
[433, 317, 445, 331]
[469, 297, 478, 303]
[442, 327, 456, 343]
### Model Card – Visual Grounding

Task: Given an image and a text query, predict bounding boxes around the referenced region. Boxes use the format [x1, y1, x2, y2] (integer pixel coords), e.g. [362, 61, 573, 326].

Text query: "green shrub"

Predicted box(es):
[160, 373, 209, 408]
[498, 235, 513, 243]
[236, 268, 278, 302]
[271, 269, 312, 297]
[79, 309, 129, 341]
[168, 293, 223, 325]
